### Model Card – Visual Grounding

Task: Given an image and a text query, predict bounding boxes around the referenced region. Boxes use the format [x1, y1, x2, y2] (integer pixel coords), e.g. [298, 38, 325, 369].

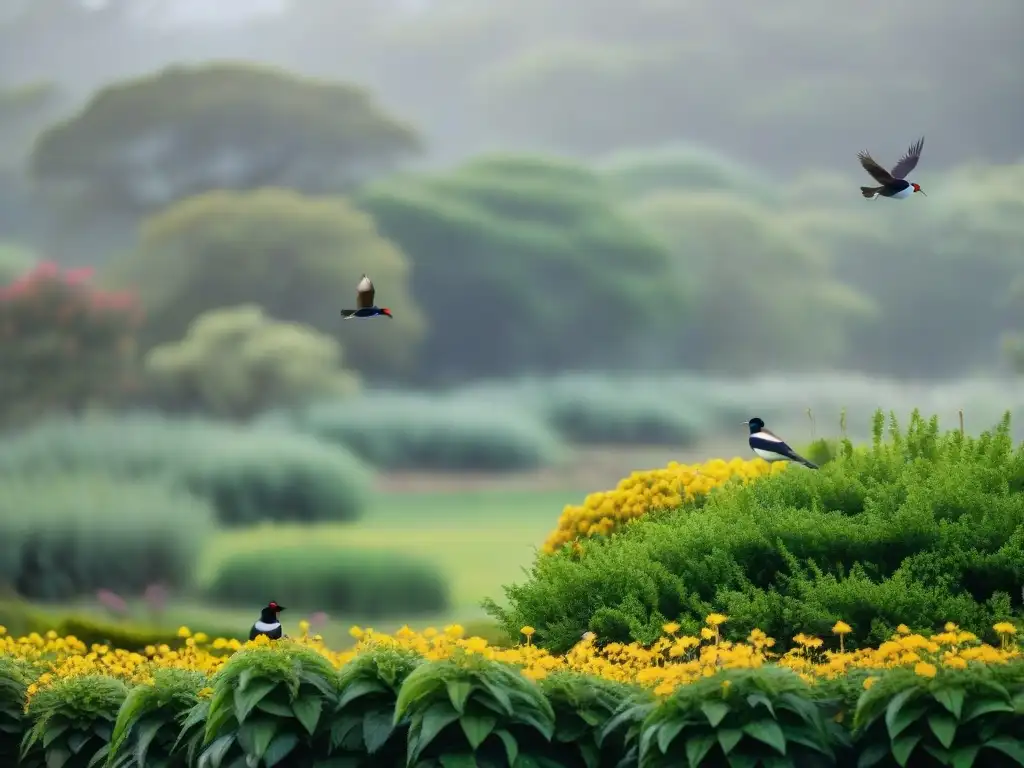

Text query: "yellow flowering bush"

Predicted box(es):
[543, 456, 784, 552]
[2, 616, 1023, 766]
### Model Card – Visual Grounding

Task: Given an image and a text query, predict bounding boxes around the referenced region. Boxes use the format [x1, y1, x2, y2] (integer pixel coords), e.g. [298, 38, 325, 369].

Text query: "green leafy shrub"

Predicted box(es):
[329, 645, 422, 765]
[539, 671, 646, 767]
[0, 262, 142, 429]
[628, 667, 849, 767]
[20, 674, 127, 768]
[280, 394, 565, 471]
[196, 642, 340, 767]
[144, 304, 360, 421]
[487, 411, 1024, 652]
[0, 475, 211, 600]
[0, 656, 32, 764]
[57, 616, 245, 651]
[105, 667, 206, 768]
[394, 652, 557, 766]
[205, 546, 451, 617]
[853, 663, 1024, 767]
[0, 415, 371, 525]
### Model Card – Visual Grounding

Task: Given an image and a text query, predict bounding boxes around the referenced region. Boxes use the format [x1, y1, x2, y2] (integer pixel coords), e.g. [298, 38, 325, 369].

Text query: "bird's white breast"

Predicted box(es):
[891, 185, 914, 199]
[753, 431, 782, 443]
[254, 621, 281, 632]
[753, 447, 786, 462]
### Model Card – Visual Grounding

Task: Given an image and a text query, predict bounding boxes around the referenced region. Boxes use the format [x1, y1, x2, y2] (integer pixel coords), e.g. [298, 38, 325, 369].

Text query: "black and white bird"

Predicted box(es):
[340, 275, 393, 319]
[745, 417, 818, 469]
[249, 601, 286, 641]
[857, 137, 927, 200]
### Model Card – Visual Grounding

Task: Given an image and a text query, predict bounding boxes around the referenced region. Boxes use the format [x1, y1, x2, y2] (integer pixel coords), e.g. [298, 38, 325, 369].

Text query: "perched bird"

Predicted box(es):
[857, 137, 926, 199]
[340, 275, 393, 319]
[249, 601, 286, 641]
[745, 417, 818, 469]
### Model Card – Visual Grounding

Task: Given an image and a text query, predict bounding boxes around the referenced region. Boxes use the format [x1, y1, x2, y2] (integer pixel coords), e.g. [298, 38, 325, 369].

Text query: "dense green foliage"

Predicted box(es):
[30, 62, 420, 213]
[0, 475, 210, 600]
[0, 416, 371, 525]
[5, 642, 1024, 767]
[358, 154, 688, 381]
[487, 411, 1024, 653]
[205, 546, 451, 617]
[103, 188, 424, 377]
[280, 394, 565, 471]
[144, 305, 360, 420]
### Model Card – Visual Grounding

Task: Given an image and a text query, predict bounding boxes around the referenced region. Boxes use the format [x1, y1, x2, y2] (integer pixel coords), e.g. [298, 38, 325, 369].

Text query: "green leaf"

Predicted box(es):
[237, 717, 278, 761]
[951, 744, 981, 768]
[892, 732, 922, 767]
[726, 753, 758, 768]
[439, 753, 477, 768]
[263, 732, 300, 767]
[460, 713, 496, 750]
[656, 720, 685, 753]
[984, 736, 1024, 764]
[329, 714, 361, 751]
[133, 718, 164, 765]
[412, 703, 460, 762]
[717, 728, 743, 755]
[86, 745, 108, 768]
[856, 742, 890, 768]
[701, 700, 731, 728]
[479, 679, 514, 717]
[962, 698, 1015, 722]
[742, 719, 786, 755]
[292, 696, 322, 736]
[234, 680, 278, 724]
[685, 733, 716, 767]
[447, 680, 473, 714]
[199, 735, 234, 768]
[884, 688, 926, 740]
[578, 740, 600, 768]
[256, 698, 294, 718]
[746, 693, 775, 717]
[66, 731, 90, 754]
[494, 728, 518, 765]
[932, 688, 966, 719]
[362, 709, 395, 754]
[337, 679, 389, 710]
[46, 747, 71, 768]
[927, 712, 957, 749]
[43, 721, 70, 747]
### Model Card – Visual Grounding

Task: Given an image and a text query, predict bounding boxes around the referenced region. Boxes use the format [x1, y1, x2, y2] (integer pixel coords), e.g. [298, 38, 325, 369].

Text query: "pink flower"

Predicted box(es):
[63, 267, 94, 285]
[96, 589, 128, 615]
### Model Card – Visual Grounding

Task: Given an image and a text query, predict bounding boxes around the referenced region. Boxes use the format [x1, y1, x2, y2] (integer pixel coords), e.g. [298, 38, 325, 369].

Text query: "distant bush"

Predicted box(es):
[282, 394, 565, 471]
[487, 411, 1024, 653]
[144, 304, 360, 420]
[0, 416, 371, 525]
[0, 475, 210, 601]
[205, 545, 451, 617]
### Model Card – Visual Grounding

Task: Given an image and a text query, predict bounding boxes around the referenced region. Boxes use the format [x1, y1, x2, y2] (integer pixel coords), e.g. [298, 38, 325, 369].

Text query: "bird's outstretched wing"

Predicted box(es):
[889, 137, 924, 179]
[857, 151, 895, 184]
[356, 275, 374, 309]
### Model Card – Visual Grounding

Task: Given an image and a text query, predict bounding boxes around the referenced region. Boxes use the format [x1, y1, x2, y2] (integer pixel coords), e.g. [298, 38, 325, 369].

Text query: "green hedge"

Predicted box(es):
[279, 394, 565, 471]
[4, 642, 1024, 767]
[204, 545, 451, 617]
[0, 475, 211, 600]
[0, 416, 371, 525]
[486, 411, 1024, 653]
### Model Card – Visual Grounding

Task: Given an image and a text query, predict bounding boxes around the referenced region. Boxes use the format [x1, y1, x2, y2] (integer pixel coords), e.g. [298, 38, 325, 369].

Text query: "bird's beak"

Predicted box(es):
[917, 189, 927, 196]
[277, 606, 286, 612]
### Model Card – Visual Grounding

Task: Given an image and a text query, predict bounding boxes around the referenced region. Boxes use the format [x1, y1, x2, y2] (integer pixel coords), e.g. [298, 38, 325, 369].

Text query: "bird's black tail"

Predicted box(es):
[799, 457, 819, 469]
[860, 186, 881, 199]
[340, 309, 356, 318]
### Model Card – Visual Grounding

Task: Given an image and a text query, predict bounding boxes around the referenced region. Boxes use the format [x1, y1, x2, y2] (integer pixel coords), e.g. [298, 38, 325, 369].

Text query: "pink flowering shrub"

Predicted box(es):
[0, 261, 142, 426]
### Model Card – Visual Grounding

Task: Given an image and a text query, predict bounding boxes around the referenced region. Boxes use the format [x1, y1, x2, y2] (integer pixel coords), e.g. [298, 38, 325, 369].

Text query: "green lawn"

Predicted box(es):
[188, 488, 578, 641]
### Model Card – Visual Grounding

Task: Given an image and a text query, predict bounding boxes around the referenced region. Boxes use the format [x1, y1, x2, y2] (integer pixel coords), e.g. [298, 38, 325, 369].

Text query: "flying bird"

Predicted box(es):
[340, 274, 392, 319]
[249, 601, 285, 641]
[857, 137, 926, 200]
[745, 417, 818, 469]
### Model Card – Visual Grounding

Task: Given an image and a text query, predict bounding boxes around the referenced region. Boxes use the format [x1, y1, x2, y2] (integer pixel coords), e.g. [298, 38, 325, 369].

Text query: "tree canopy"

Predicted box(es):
[103, 189, 424, 376]
[30, 62, 421, 213]
[358, 153, 690, 381]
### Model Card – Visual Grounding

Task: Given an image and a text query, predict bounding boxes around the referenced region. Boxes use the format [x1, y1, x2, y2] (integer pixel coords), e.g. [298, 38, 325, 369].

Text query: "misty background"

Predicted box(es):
[0, 0, 1023, 642]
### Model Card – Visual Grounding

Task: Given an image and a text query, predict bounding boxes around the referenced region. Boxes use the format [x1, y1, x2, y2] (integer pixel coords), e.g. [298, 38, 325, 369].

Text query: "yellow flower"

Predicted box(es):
[0, 625, 6, 636]
[700, 627, 716, 640]
[445, 625, 465, 640]
[993, 622, 1016, 635]
[943, 656, 968, 670]
[192, 632, 208, 644]
[662, 622, 680, 635]
[896, 624, 911, 635]
[863, 676, 878, 690]
[832, 621, 851, 635]
[705, 614, 728, 627]
[914, 662, 937, 679]
[298, 620, 310, 634]
[176, 626, 191, 639]
[349, 626, 365, 640]
[520, 626, 536, 637]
